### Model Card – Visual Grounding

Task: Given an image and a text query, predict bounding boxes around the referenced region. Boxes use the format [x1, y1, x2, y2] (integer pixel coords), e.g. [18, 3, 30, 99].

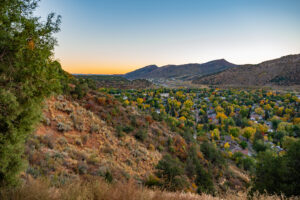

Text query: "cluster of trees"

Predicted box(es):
[147, 142, 223, 195]
[251, 140, 300, 197]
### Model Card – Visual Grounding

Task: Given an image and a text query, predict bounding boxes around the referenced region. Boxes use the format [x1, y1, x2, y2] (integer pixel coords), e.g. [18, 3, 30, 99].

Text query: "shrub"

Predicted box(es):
[253, 139, 267, 153]
[145, 174, 162, 188]
[135, 129, 147, 142]
[75, 139, 82, 146]
[41, 135, 55, 149]
[104, 171, 113, 183]
[155, 154, 188, 191]
[200, 141, 225, 167]
[240, 141, 248, 149]
[81, 135, 89, 145]
[90, 123, 100, 134]
[57, 122, 71, 132]
[116, 126, 125, 137]
[195, 166, 215, 195]
[122, 125, 134, 133]
[77, 162, 88, 174]
[156, 154, 184, 181]
[42, 116, 51, 126]
[70, 113, 84, 132]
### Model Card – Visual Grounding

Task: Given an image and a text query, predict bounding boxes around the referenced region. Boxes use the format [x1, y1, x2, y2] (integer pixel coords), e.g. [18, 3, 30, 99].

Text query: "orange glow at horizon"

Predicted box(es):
[60, 61, 140, 75]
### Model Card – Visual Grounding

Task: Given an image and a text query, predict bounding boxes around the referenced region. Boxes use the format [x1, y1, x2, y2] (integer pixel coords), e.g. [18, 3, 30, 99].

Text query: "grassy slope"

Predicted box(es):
[0, 178, 288, 200]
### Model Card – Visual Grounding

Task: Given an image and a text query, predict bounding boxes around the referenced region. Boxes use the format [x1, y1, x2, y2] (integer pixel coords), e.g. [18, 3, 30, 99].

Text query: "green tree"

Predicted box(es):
[0, 0, 62, 186]
[251, 140, 300, 196]
[195, 165, 215, 195]
[156, 154, 188, 191]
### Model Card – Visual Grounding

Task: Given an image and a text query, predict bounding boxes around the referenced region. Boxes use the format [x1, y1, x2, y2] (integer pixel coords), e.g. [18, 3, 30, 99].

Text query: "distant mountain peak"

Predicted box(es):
[204, 58, 234, 65]
[143, 64, 158, 69]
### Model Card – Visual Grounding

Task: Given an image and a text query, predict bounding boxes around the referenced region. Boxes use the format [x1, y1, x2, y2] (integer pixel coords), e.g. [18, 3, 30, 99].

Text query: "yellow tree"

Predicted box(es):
[215, 105, 224, 113]
[124, 99, 129, 106]
[179, 116, 186, 122]
[293, 118, 300, 124]
[243, 127, 256, 141]
[211, 128, 220, 140]
[137, 98, 143, 105]
[224, 142, 230, 150]
[256, 123, 268, 134]
[255, 107, 264, 115]
[216, 112, 228, 121]
[183, 99, 193, 109]
[264, 104, 272, 111]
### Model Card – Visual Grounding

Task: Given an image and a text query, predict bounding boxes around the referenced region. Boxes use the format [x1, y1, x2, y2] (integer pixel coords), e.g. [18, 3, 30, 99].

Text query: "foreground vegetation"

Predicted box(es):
[0, 178, 295, 200]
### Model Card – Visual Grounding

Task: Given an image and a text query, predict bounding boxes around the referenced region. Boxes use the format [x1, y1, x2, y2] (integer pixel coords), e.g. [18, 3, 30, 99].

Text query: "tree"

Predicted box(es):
[224, 142, 230, 150]
[216, 112, 228, 123]
[183, 99, 193, 109]
[195, 165, 215, 195]
[251, 140, 300, 197]
[255, 107, 264, 116]
[156, 154, 188, 191]
[229, 127, 240, 137]
[0, 0, 62, 186]
[242, 127, 256, 141]
[137, 98, 144, 105]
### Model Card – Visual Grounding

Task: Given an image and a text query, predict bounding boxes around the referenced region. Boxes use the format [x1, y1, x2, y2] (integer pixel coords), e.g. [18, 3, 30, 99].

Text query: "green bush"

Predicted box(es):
[200, 141, 225, 167]
[135, 129, 147, 142]
[240, 141, 248, 149]
[156, 154, 184, 181]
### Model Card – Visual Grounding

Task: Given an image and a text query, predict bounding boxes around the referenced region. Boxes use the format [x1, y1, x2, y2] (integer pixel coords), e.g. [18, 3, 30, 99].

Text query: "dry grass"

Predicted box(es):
[0, 178, 295, 200]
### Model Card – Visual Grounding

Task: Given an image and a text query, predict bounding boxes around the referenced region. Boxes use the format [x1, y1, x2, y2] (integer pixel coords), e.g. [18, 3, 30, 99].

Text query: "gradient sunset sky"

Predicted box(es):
[35, 0, 300, 74]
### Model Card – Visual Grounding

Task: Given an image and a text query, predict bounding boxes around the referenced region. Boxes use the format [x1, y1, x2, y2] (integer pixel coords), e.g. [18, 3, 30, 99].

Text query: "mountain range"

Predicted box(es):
[123, 54, 300, 86]
[123, 59, 236, 80]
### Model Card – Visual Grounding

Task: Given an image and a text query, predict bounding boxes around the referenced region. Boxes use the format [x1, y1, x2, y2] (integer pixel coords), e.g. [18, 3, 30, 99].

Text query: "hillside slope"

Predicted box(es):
[124, 59, 236, 80]
[192, 54, 300, 86]
[27, 95, 163, 182]
[25, 92, 250, 194]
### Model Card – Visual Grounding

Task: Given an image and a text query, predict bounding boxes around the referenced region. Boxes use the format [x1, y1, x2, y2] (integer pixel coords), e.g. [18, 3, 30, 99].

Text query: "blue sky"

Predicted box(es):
[35, 0, 300, 74]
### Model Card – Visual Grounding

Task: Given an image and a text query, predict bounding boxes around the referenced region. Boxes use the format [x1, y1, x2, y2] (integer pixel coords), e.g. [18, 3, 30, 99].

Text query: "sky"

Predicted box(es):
[35, 0, 300, 74]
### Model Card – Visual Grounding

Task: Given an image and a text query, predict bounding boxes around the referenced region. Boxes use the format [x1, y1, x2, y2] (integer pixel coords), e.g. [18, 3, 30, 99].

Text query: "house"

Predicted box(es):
[268, 129, 274, 133]
[160, 93, 169, 98]
[250, 113, 262, 121]
[266, 121, 272, 127]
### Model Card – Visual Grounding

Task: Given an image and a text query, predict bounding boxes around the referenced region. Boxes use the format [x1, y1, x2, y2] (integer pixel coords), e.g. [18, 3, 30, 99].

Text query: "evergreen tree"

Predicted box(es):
[0, 0, 62, 186]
